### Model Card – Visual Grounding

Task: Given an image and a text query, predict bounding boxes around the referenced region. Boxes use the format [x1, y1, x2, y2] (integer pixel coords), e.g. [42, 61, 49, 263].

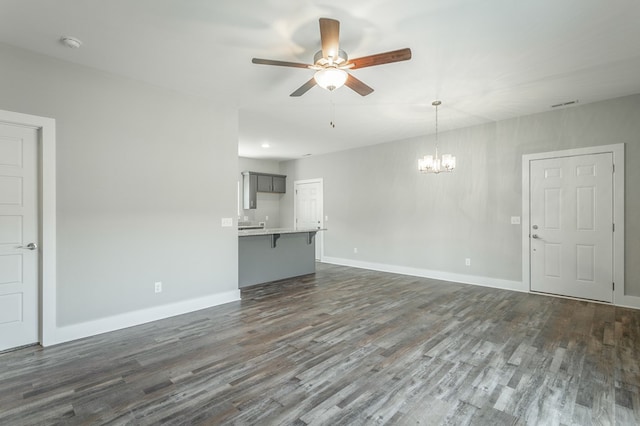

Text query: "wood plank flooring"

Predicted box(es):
[1, 263, 640, 425]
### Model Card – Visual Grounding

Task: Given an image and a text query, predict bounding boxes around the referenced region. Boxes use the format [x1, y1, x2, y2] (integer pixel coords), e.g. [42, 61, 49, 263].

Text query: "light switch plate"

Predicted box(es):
[511, 216, 521, 225]
[221, 217, 233, 227]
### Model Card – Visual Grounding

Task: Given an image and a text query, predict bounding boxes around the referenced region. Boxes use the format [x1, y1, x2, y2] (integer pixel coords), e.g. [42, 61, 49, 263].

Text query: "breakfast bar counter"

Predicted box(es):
[238, 228, 325, 288]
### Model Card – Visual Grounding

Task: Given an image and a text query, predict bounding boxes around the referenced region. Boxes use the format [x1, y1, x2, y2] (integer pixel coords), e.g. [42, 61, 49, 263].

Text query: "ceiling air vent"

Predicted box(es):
[551, 100, 579, 108]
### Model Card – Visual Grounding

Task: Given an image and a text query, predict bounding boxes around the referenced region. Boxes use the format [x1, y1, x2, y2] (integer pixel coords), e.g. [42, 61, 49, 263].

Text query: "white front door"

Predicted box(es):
[530, 153, 613, 302]
[294, 179, 323, 260]
[0, 123, 39, 351]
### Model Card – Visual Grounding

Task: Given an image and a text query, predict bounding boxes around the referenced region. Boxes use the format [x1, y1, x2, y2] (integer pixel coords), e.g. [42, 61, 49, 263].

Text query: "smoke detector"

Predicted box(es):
[60, 36, 82, 49]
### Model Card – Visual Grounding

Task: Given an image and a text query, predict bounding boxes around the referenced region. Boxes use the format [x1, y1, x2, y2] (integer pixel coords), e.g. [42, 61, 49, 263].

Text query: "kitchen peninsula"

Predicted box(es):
[238, 228, 325, 288]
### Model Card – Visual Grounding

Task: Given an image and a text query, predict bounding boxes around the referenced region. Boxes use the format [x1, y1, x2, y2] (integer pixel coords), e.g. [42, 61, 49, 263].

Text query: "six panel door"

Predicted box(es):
[530, 153, 613, 302]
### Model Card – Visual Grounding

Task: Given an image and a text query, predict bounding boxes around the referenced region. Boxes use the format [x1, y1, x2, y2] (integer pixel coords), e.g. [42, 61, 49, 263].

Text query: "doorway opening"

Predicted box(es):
[294, 179, 323, 261]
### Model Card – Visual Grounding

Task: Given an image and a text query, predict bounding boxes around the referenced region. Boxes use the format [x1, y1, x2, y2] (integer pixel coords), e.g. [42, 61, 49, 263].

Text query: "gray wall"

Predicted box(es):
[0, 43, 239, 326]
[280, 94, 640, 296]
[238, 157, 283, 228]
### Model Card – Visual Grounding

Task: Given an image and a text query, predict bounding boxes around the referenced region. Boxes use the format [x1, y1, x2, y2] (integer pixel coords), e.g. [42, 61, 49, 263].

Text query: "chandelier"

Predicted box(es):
[418, 100, 456, 174]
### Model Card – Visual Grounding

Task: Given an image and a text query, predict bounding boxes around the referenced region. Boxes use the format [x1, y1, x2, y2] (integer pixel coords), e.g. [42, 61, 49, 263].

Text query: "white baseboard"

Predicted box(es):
[42, 259, 640, 348]
[322, 257, 526, 293]
[322, 257, 640, 310]
[615, 294, 640, 310]
[44, 290, 240, 347]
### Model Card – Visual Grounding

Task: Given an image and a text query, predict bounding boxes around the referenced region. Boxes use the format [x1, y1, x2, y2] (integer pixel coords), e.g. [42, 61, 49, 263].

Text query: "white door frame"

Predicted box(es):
[0, 109, 56, 347]
[522, 143, 634, 307]
[294, 178, 323, 261]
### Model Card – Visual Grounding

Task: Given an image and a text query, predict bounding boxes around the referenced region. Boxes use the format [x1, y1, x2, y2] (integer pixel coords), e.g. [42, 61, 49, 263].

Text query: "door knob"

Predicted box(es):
[532, 234, 539, 239]
[18, 242, 38, 250]
[532, 225, 538, 230]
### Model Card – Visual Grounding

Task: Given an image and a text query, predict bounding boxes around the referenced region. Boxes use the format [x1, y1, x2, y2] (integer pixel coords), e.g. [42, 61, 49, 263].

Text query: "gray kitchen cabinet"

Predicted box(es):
[272, 175, 286, 193]
[242, 172, 257, 209]
[242, 171, 286, 209]
[257, 174, 272, 192]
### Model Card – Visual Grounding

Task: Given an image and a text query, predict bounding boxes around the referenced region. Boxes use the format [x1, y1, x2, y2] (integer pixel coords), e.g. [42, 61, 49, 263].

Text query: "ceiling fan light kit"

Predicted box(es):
[251, 18, 411, 97]
[418, 101, 456, 174]
[314, 67, 348, 91]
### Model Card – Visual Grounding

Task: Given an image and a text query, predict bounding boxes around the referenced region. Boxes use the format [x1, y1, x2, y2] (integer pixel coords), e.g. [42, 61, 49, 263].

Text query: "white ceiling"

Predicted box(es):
[1, 0, 639, 160]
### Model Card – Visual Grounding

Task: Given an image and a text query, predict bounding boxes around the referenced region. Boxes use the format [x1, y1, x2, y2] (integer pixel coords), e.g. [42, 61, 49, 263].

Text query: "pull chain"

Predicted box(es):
[329, 95, 336, 128]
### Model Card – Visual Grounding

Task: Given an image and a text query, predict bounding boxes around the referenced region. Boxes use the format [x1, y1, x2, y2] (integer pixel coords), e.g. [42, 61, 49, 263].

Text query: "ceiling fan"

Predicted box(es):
[252, 18, 412, 97]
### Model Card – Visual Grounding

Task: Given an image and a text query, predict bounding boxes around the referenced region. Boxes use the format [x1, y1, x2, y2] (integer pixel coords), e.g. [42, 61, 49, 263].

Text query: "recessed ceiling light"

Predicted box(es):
[60, 36, 82, 49]
[261, 142, 270, 148]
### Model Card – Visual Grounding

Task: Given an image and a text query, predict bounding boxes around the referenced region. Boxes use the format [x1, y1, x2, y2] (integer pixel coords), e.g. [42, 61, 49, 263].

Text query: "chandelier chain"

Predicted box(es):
[434, 101, 439, 158]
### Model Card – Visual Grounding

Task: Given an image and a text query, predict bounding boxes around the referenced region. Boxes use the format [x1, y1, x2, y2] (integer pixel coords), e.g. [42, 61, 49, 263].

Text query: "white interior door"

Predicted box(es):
[530, 153, 613, 302]
[0, 123, 39, 351]
[294, 180, 323, 260]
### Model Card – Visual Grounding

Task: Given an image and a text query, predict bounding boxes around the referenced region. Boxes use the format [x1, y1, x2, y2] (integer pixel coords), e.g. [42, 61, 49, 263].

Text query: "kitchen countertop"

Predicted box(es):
[238, 227, 326, 237]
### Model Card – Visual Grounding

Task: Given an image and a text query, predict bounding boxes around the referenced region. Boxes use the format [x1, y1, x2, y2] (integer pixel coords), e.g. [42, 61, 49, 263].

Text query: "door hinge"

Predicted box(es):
[613, 164, 615, 173]
[613, 223, 615, 232]
[613, 282, 615, 291]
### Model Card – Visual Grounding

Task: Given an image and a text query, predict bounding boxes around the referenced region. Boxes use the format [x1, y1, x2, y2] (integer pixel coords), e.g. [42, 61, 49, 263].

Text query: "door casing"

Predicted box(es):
[522, 144, 624, 304]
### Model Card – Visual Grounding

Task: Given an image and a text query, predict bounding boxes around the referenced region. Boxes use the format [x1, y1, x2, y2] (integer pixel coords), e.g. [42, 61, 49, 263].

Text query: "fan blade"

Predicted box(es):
[319, 18, 340, 61]
[290, 78, 317, 97]
[345, 74, 374, 96]
[252, 58, 311, 69]
[348, 48, 412, 69]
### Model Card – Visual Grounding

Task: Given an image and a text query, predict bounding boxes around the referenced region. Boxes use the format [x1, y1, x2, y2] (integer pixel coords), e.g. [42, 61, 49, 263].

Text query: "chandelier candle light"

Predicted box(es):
[418, 100, 456, 174]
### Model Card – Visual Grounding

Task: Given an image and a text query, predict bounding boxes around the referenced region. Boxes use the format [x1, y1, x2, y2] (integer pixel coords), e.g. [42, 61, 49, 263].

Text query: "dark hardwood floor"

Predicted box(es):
[1, 263, 640, 425]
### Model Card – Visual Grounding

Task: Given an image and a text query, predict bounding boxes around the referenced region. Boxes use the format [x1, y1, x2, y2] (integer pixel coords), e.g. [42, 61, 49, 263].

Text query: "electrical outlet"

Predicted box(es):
[511, 216, 521, 225]
[354, 248, 358, 254]
[154, 281, 162, 293]
[221, 217, 233, 227]
[465, 258, 471, 266]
